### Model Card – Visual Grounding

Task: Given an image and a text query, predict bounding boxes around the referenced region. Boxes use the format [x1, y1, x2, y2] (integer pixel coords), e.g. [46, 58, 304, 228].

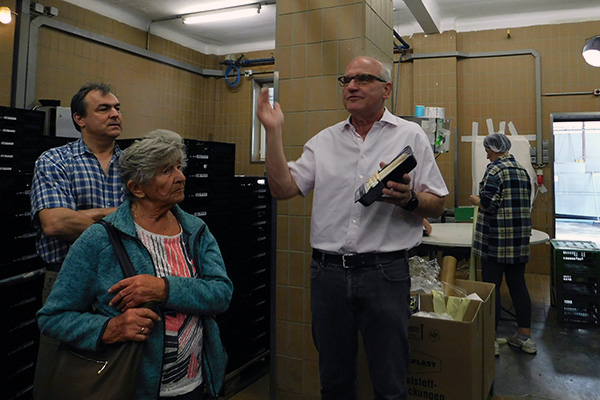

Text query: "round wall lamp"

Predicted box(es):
[582, 36, 600, 67]
[0, 6, 14, 24]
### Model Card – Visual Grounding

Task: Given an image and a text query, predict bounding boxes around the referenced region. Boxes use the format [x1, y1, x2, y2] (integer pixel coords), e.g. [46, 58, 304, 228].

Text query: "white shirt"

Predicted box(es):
[289, 109, 449, 253]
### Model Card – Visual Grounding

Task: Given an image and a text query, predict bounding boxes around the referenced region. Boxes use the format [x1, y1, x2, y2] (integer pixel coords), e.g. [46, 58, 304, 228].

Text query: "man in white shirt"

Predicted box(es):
[257, 56, 448, 400]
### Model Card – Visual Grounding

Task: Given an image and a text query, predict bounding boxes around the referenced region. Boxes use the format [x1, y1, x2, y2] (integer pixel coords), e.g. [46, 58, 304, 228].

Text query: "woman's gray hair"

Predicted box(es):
[119, 129, 187, 199]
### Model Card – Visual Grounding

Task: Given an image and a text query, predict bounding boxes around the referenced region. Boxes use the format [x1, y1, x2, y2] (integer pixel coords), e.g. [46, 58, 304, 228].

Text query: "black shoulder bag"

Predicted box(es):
[36, 220, 144, 400]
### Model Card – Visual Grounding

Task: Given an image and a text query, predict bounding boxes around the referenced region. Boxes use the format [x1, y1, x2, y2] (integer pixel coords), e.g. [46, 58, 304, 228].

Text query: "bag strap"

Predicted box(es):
[97, 220, 136, 278]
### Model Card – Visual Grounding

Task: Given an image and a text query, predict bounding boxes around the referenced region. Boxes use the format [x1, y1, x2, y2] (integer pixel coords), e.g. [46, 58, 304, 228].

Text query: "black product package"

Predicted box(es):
[354, 145, 417, 206]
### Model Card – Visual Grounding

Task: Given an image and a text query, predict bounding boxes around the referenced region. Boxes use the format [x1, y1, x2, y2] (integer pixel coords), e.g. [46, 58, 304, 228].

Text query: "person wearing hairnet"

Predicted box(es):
[469, 133, 536, 355]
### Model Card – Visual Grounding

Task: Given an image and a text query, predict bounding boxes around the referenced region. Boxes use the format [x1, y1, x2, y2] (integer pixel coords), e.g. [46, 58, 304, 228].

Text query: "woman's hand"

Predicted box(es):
[108, 274, 167, 311]
[469, 195, 481, 207]
[102, 307, 161, 344]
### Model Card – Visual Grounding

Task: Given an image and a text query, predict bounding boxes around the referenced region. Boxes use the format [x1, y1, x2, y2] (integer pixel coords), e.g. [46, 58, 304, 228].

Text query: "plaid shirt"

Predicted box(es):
[472, 154, 532, 264]
[30, 138, 124, 264]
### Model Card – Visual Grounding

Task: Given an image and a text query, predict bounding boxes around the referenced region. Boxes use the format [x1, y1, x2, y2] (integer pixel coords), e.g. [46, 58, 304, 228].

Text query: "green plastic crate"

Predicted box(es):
[454, 206, 474, 222]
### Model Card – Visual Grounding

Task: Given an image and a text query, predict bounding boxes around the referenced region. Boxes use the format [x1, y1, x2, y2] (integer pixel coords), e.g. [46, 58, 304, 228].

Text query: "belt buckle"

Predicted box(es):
[342, 254, 353, 269]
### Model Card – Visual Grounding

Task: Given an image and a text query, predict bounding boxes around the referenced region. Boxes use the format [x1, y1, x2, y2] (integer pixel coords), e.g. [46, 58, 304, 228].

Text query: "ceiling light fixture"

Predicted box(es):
[182, 3, 261, 25]
[582, 36, 600, 67]
[0, 6, 14, 24]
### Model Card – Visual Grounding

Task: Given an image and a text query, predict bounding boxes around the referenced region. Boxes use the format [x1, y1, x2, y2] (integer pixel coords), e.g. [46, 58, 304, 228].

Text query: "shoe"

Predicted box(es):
[508, 333, 537, 354]
[494, 340, 500, 356]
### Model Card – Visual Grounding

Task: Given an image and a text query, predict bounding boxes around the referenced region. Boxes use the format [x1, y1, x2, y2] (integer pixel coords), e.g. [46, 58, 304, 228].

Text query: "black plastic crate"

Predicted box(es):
[557, 296, 600, 326]
[560, 275, 598, 297]
[0, 271, 43, 399]
[0, 106, 45, 136]
[551, 240, 600, 276]
[550, 240, 600, 312]
[0, 257, 43, 281]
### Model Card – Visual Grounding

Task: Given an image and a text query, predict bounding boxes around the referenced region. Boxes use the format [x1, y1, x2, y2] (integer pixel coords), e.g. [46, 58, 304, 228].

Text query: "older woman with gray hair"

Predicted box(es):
[469, 132, 535, 356]
[37, 129, 233, 399]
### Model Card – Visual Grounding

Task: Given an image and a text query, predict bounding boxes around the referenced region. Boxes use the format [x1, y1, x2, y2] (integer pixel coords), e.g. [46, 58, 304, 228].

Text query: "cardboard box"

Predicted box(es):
[358, 279, 495, 400]
[458, 279, 496, 400]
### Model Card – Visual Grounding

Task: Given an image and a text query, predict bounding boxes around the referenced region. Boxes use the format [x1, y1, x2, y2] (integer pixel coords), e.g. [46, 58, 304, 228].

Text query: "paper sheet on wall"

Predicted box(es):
[472, 135, 537, 205]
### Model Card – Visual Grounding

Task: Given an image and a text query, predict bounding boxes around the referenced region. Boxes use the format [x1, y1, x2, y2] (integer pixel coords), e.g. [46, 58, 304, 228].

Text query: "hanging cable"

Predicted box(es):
[225, 64, 241, 88]
[221, 54, 275, 88]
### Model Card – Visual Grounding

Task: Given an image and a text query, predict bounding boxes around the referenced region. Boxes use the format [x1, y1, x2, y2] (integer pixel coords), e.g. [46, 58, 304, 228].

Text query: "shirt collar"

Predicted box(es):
[342, 107, 398, 131]
[380, 108, 399, 126]
[74, 137, 122, 158]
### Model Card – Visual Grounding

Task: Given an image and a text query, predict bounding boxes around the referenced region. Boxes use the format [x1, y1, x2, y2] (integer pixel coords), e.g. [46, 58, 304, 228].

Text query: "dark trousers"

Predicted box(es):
[310, 256, 411, 400]
[481, 259, 532, 329]
[33, 269, 60, 400]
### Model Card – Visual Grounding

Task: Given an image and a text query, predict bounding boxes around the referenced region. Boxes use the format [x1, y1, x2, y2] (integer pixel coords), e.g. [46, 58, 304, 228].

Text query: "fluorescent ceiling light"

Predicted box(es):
[582, 36, 600, 67]
[182, 4, 260, 25]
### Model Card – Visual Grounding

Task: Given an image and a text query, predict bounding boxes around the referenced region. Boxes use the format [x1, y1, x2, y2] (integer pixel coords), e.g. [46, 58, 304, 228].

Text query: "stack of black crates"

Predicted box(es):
[119, 138, 274, 394]
[180, 140, 273, 392]
[550, 239, 600, 326]
[0, 106, 75, 400]
[214, 177, 272, 377]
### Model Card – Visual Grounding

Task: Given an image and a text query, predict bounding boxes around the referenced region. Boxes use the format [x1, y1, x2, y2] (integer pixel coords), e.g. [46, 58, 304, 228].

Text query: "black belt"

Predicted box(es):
[312, 249, 407, 268]
[43, 262, 62, 272]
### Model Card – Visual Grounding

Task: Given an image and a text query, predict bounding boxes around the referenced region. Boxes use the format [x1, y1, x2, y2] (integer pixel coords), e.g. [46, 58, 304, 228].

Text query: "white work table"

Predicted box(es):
[421, 223, 550, 248]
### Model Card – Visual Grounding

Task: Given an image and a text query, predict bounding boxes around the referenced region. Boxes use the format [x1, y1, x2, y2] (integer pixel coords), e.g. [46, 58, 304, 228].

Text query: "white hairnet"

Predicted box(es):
[483, 133, 511, 153]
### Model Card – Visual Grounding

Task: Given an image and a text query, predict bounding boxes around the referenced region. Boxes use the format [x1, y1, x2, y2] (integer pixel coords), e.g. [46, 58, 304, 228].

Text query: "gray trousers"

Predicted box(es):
[33, 270, 59, 400]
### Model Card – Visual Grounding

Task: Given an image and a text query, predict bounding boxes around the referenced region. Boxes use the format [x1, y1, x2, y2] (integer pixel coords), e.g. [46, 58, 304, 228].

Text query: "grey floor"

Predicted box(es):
[231, 218, 600, 400]
[493, 275, 600, 400]
[232, 275, 600, 400]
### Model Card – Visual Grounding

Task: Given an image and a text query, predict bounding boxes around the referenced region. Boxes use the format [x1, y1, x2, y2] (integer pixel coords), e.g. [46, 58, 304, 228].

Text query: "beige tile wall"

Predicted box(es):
[392, 21, 600, 274]
[0, 0, 16, 107]
[16, 0, 272, 177]
[274, 0, 393, 398]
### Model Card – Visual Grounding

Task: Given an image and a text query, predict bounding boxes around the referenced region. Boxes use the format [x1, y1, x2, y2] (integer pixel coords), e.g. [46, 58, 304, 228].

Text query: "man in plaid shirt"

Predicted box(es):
[30, 82, 124, 279]
[469, 133, 536, 355]
[30, 83, 125, 395]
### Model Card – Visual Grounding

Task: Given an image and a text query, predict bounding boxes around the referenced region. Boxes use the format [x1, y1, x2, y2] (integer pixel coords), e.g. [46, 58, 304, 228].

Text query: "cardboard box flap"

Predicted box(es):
[415, 291, 481, 323]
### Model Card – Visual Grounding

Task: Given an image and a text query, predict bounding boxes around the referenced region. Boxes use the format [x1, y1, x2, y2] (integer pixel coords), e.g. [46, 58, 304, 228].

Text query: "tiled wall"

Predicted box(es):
[0, 0, 15, 107]
[392, 22, 600, 274]
[274, 0, 394, 398]
[9, 0, 272, 177]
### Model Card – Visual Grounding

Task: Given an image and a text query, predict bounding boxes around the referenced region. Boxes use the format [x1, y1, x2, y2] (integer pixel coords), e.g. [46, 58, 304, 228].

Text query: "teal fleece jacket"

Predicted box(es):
[37, 199, 233, 399]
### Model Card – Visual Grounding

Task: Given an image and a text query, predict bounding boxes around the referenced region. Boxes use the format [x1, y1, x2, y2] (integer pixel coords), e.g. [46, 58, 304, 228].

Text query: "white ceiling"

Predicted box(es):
[64, 0, 600, 56]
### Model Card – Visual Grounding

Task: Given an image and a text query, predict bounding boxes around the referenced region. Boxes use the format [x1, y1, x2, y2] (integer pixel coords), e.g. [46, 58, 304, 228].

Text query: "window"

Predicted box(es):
[251, 72, 278, 163]
[551, 113, 600, 246]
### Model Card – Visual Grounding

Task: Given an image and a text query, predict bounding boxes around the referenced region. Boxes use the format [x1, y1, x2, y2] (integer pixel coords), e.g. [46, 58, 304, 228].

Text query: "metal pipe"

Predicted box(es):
[24, 16, 225, 108]
[402, 49, 543, 162]
[544, 91, 596, 96]
[11, 0, 32, 108]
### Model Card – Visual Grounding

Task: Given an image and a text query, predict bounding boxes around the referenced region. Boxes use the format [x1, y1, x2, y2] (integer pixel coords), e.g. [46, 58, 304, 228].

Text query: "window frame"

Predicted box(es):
[251, 71, 279, 163]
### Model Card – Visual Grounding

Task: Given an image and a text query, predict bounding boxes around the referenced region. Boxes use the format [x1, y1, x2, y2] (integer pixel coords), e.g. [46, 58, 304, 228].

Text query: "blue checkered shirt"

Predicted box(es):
[472, 154, 532, 264]
[30, 138, 124, 264]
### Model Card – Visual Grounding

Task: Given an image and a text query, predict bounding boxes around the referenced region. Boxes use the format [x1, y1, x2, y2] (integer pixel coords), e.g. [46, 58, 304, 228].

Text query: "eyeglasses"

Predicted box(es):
[337, 74, 387, 87]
